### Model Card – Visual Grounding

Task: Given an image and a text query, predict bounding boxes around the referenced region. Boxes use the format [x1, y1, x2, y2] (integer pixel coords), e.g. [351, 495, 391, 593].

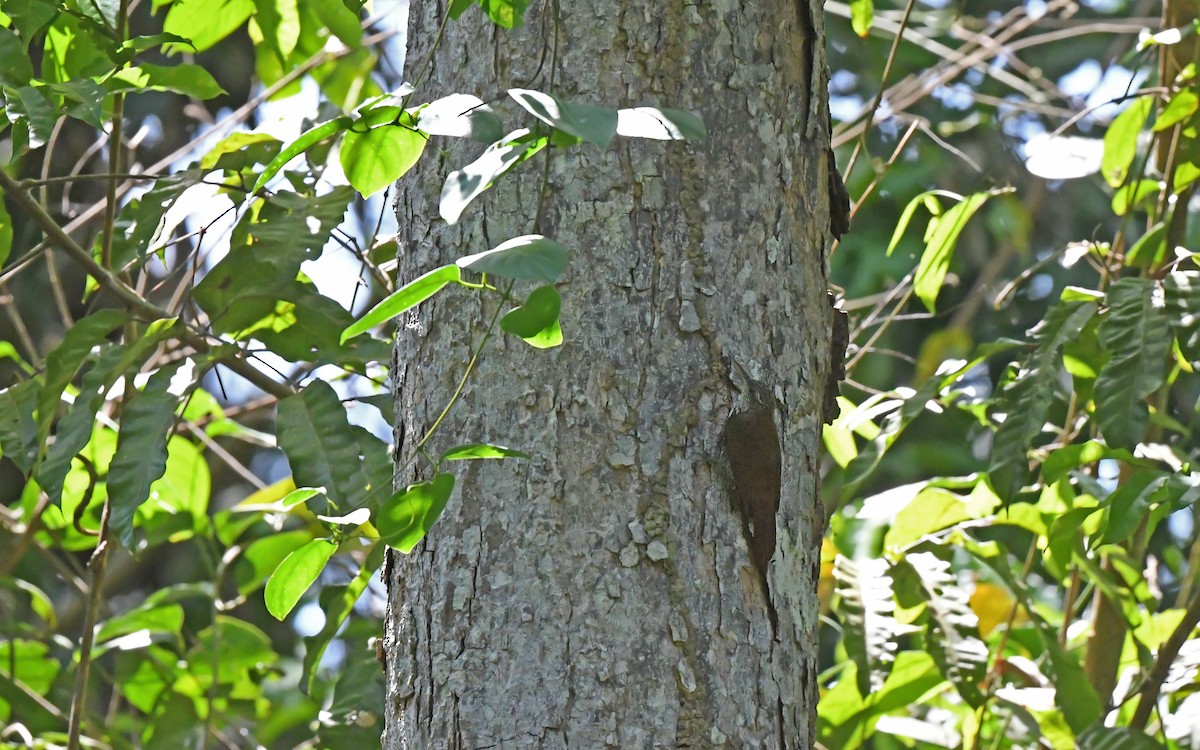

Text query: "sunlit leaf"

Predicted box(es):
[265, 539, 337, 620]
[377, 473, 455, 553]
[341, 264, 462, 343]
[500, 284, 563, 348]
[439, 443, 530, 461]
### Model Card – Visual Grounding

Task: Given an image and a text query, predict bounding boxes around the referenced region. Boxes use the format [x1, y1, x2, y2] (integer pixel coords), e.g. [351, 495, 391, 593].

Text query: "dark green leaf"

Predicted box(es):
[0, 28, 34, 86]
[36, 318, 177, 504]
[448, 0, 475, 18]
[457, 235, 569, 282]
[439, 443, 530, 461]
[5, 85, 58, 149]
[108, 362, 188, 549]
[377, 473, 455, 553]
[276, 380, 392, 511]
[0, 379, 40, 474]
[0, 190, 11, 268]
[1124, 222, 1166, 267]
[440, 128, 547, 224]
[1164, 270, 1200, 362]
[113, 33, 194, 61]
[36, 308, 129, 467]
[509, 88, 617, 147]
[341, 264, 462, 343]
[988, 300, 1098, 500]
[194, 187, 353, 335]
[1094, 278, 1170, 448]
[265, 539, 337, 620]
[500, 284, 563, 348]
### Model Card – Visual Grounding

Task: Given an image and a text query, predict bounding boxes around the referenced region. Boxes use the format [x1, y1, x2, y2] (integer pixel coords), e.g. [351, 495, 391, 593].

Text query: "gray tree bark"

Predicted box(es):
[384, 1, 839, 747]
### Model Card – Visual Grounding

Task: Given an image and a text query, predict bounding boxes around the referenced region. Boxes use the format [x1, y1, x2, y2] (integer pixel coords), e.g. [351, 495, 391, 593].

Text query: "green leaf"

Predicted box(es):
[136, 433, 211, 546]
[239, 292, 391, 367]
[439, 443, 530, 461]
[0, 28, 33, 86]
[301, 542, 385, 693]
[1077, 726, 1165, 750]
[884, 484, 999, 550]
[5, 84, 57, 150]
[440, 128, 547, 224]
[252, 117, 351, 194]
[480, 0, 530, 27]
[276, 380, 392, 511]
[988, 300, 1098, 500]
[509, 88, 618, 147]
[194, 187, 354, 335]
[457, 235, 569, 282]
[107, 63, 226, 98]
[416, 93, 503, 143]
[254, 0, 301, 59]
[1094, 278, 1171, 448]
[1110, 178, 1160, 216]
[832, 555, 903, 696]
[0, 379, 40, 474]
[615, 107, 706, 141]
[265, 539, 337, 620]
[0, 189, 12, 268]
[1042, 440, 1143, 484]
[849, 0, 874, 36]
[500, 284, 563, 348]
[1153, 88, 1198, 132]
[94, 601, 184, 653]
[163, 0, 255, 53]
[234, 529, 314, 596]
[36, 308, 128, 461]
[377, 473, 455, 553]
[1124, 222, 1166, 268]
[1164, 270, 1200, 361]
[108, 363, 189, 549]
[448, 0, 475, 18]
[1044, 632, 1102, 732]
[913, 190, 999, 312]
[1102, 95, 1152, 187]
[886, 190, 941, 256]
[340, 264, 461, 343]
[340, 116, 427, 197]
[896, 551, 988, 707]
[200, 131, 281, 170]
[113, 33, 194, 62]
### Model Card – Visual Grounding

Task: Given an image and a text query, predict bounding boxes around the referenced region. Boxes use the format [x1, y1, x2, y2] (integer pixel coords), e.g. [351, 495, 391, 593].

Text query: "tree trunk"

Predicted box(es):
[384, 1, 839, 747]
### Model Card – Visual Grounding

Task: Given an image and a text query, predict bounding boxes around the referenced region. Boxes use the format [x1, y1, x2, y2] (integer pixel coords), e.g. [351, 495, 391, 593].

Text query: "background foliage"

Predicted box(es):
[1, 0, 1199, 749]
[821, 1, 1200, 748]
